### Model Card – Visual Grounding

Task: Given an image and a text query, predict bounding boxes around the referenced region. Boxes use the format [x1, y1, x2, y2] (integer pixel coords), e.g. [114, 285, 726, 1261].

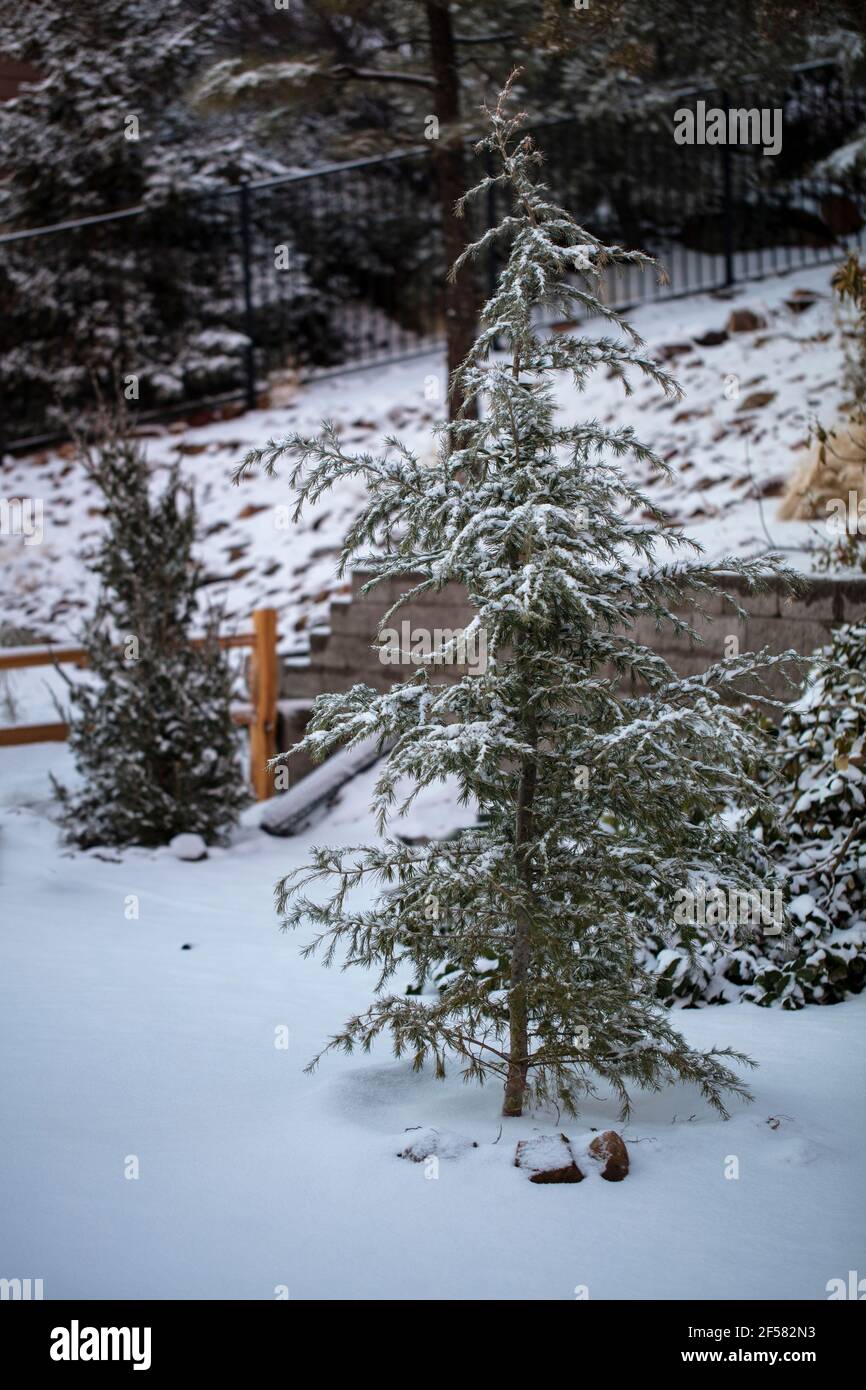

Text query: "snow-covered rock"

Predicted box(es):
[397, 1127, 478, 1163]
[587, 1130, 630, 1182]
[168, 832, 208, 862]
[515, 1133, 584, 1184]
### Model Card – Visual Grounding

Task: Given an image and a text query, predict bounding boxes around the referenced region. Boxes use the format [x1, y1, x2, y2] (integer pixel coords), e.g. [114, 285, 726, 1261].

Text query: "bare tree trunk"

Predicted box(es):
[502, 708, 537, 1117]
[424, 0, 481, 421]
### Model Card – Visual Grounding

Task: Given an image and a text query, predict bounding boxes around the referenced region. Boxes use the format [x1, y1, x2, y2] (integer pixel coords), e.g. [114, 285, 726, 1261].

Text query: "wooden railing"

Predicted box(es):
[0, 607, 279, 801]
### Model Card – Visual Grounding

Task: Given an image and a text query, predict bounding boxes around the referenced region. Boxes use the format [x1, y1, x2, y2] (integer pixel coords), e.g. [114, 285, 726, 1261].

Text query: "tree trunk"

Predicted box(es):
[502, 710, 537, 1117]
[424, 0, 481, 421]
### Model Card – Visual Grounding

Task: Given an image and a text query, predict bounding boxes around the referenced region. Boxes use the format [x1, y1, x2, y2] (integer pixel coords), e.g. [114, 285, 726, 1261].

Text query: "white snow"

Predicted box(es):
[1, 743, 863, 1300]
[2, 265, 865, 1299]
[0, 262, 851, 689]
[168, 832, 209, 862]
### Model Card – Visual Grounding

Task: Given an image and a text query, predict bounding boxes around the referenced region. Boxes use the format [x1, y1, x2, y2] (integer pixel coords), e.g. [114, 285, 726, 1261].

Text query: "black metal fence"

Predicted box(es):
[2, 60, 865, 453]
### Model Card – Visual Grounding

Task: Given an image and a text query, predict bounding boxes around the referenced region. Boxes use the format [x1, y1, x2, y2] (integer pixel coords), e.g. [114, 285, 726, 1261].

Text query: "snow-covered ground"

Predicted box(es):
[2, 265, 864, 1301]
[1, 744, 864, 1301]
[0, 262, 847, 673]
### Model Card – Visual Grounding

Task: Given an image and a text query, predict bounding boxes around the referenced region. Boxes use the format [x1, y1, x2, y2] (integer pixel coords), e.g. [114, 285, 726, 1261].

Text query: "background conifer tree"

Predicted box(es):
[240, 76, 800, 1119]
[0, 0, 281, 438]
[645, 618, 866, 1009]
[55, 416, 248, 849]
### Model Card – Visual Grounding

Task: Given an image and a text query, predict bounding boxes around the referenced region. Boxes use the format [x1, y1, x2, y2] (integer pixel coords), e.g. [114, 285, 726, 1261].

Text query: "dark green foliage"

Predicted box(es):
[54, 420, 248, 848]
[643, 619, 866, 1008]
[0, 0, 283, 440]
[238, 80, 803, 1120]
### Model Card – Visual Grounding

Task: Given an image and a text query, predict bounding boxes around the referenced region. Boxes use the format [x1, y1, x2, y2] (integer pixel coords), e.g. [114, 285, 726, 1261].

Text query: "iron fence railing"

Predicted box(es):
[1, 61, 865, 453]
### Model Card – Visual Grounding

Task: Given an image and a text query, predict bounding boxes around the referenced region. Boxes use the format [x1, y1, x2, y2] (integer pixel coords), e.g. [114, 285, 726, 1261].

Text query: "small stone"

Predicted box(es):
[398, 1127, 478, 1162]
[657, 342, 693, 362]
[726, 308, 767, 333]
[737, 390, 777, 412]
[588, 1130, 630, 1181]
[168, 833, 208, 862]
[785, 290, 820, 314]
[515, 1133, 584, 1184]
[757, 474, 787, 498]
[694, 329, 728, 347]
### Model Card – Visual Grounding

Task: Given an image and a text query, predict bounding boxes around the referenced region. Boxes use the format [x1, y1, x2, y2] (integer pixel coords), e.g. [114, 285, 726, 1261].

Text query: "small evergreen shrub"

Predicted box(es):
[54, 418, 249, 848]
[642, 619, 866, 1009]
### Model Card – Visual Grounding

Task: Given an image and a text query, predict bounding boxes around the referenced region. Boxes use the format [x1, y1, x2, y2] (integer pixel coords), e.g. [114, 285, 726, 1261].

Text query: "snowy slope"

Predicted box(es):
[1, 744, 864, 1301]
[0, 262, 849, 681]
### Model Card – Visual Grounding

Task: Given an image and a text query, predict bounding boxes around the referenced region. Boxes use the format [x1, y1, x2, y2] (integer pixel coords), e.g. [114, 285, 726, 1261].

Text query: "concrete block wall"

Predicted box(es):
[621, 572, 866, 697]
[282, 571, 475, 702]
[278, 569, 866, 745]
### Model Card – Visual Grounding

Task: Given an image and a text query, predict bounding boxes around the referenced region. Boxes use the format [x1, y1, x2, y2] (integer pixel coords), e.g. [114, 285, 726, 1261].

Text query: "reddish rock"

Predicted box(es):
[786, 289, 821, 314]
[737, 390, 777, 412]
[726, 308, 767, 333]
[588, 1130, 630, 1182]
[515, 1133, 584, 1184]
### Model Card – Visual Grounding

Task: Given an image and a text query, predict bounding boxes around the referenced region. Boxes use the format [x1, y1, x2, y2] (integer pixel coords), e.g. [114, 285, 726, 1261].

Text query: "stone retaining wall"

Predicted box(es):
[277, 569, 866, 774]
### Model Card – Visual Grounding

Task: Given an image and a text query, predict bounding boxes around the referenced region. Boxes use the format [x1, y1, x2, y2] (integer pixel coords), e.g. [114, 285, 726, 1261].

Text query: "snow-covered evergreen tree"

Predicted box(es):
[546, 0, 863, 119]
[240, 77, 799, 1119]
[0, 0, 282, 439]
[55, 417, 248, 849]
[646, 619, 866, 1009]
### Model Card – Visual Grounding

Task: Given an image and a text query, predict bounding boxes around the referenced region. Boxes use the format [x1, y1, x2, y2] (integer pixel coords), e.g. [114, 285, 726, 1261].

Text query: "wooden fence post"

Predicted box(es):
[249, 607, 278, 801]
